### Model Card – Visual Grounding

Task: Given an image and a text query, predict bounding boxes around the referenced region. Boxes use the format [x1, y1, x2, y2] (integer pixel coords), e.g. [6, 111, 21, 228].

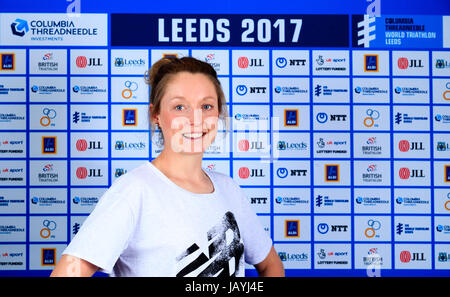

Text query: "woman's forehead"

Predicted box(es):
[162, 73, 218, 99]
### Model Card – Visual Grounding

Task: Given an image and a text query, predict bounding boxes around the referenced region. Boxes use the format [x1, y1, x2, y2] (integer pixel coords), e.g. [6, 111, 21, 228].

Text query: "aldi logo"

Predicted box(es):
[325, 164, 339, 182]
[1, 53, 14, 70]
[42, 136, 57, 154]
[284, 109, 299, 127]
[41, 248, 56, 266]
[364, 54, 378, 72]
[446, 165, 450, 183]
[123, 109, 137, 126]
[162, 53, 178, 59]
[285, 220, 300, 238]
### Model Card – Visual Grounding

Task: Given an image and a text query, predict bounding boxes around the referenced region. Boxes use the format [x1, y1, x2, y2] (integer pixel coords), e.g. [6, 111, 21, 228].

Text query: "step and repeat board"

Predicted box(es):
[0, 13, 449, 276]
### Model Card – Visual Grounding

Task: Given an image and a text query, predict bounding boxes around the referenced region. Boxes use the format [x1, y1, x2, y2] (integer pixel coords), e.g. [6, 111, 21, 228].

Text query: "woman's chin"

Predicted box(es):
[169, 131, 216, 154]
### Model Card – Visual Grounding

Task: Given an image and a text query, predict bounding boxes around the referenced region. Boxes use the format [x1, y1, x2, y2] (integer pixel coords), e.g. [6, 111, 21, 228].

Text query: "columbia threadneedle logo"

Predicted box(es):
[357, 15, 376, 48]
[11, 18, 29, 37]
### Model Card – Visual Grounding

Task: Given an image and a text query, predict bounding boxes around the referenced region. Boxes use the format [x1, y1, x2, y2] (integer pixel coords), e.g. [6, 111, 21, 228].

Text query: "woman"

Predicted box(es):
[51, 57, 284, 277]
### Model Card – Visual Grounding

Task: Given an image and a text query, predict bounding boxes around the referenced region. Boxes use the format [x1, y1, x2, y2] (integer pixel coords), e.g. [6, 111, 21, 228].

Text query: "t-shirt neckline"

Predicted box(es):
[147, 161, 217, 198]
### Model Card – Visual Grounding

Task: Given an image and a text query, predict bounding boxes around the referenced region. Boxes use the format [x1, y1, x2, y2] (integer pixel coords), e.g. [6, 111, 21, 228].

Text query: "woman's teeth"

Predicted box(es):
[182, 132, 205, 139]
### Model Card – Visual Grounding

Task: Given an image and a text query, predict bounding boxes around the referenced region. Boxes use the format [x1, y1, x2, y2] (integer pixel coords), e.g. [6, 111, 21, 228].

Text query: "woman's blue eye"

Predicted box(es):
[175, 105, 184, 110]
[203, 104, 213, 110]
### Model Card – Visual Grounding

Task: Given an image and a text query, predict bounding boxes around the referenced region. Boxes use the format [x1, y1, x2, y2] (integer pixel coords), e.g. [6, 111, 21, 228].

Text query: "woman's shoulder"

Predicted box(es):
[105, 161, 156, 199]
[206, 169, 241, 192]
[206, 168, 231, 182]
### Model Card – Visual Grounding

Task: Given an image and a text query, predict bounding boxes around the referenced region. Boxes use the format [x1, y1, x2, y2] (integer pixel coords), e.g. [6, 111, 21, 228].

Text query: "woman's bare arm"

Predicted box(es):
[254, 246, 285, 277]
[50, 255, 99, 277]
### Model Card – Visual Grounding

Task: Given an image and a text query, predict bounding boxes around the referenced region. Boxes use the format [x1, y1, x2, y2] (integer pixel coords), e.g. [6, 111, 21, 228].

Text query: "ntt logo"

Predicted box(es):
[236, 85, 247, 96]
[275, 57, 287, 68]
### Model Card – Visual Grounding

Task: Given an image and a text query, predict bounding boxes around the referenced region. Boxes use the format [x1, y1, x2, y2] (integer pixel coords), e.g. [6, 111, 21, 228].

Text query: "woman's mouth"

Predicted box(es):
[182, 132, 207, 140]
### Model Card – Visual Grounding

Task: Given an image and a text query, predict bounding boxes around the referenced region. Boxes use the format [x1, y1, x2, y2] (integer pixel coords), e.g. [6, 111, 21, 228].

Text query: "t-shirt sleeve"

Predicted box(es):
[62, 189, 137, 274]
[231, 182, 273, 266]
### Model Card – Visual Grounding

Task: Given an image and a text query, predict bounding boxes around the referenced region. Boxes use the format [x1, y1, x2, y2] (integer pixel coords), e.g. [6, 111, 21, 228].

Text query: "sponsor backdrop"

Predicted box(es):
[0, 0, 450, 277]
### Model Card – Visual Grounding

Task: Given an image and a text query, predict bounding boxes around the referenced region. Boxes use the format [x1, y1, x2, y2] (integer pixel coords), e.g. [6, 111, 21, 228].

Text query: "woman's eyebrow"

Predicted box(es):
[168, 96, 185, 101]
[169, 96, 216, 101]
[202, 96, 217, 101]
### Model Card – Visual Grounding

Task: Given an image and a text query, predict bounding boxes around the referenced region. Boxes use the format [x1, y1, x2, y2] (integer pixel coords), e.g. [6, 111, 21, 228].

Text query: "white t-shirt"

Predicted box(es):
[63, 161, 272, 277]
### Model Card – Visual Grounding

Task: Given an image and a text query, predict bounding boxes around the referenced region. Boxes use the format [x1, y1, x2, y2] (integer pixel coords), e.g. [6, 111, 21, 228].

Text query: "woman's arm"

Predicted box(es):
[50, 255, 99, 277]
[254, 246, 285, 277]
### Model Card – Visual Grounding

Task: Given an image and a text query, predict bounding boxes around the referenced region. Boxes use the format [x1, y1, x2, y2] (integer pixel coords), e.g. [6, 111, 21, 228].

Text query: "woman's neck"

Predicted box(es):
[151, 148, 205, 181]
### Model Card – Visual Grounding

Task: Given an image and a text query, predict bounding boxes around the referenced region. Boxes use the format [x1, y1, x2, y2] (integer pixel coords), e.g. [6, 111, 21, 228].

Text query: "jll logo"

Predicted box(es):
[238, 140, 249, 152]
[76, 139, 102, 151]
[398, 140, 410, 152]
[398, 57, 423, 69]
[398, 57, 409, 69]
[237, 57, 263, 68]
[238, 167, 264, 179]
[399, 140, 424, 152]
[76, 167, 102, 179]
[400, 251, 425, 263]
[238, 57, 249, 68]
[238, 140, 263, 151]
[76, 56, 102, 68]
[400, 251, 411, 263]
[399, 167, 425, 179]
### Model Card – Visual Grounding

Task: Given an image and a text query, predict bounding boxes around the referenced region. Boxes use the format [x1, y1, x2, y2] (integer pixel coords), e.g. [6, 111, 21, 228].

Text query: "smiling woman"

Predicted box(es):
[50, 57, 284, 277]
[147, 64, 226, 155]
[147, 57, 229, 149]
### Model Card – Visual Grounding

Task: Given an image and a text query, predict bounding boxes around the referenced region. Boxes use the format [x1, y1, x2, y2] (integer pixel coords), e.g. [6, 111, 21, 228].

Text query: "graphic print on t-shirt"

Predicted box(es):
[175, 211, 244, 277]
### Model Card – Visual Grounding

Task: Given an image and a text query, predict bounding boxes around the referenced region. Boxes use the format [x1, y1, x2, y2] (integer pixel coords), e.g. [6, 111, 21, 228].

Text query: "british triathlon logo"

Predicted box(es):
[11, 19, 30, 37]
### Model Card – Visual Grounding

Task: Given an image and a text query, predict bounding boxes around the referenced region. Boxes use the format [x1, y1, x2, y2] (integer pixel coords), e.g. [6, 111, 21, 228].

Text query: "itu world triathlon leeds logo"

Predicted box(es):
[352, 15, 377, 48]
[358, 15, 376, 47]
[10, 18, 29, 37]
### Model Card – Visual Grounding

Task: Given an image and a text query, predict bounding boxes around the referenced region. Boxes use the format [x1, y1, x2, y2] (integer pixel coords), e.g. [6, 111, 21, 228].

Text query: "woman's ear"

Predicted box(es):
[149, 103, 159, 126]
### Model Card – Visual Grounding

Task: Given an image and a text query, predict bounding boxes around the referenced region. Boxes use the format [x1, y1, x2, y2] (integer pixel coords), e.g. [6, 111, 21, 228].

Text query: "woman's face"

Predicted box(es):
[152, 72, 220, 154]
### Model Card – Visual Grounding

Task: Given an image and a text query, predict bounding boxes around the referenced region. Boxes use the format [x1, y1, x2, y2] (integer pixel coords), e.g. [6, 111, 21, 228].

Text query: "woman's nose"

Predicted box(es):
[188, 108, 204, 127]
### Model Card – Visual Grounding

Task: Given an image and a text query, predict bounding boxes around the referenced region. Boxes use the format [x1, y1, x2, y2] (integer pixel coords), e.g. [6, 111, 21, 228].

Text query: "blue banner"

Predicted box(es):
[353, 15, 444, 48]
[111, 14, 349, 47]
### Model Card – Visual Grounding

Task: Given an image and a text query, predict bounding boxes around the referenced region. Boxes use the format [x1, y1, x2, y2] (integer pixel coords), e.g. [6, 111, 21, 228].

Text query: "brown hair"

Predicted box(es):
[145, 57, 229, 144]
